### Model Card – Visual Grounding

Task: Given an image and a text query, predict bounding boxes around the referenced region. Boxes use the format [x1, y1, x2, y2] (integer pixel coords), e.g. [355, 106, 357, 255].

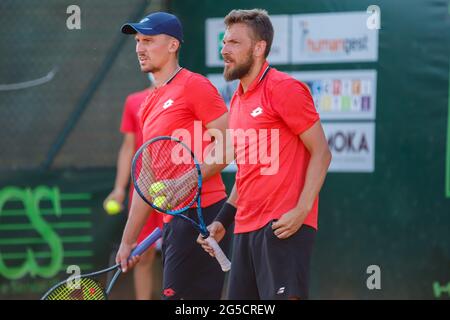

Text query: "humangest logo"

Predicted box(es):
[292, 12, 378, 64]
[299, 20, 369, 57]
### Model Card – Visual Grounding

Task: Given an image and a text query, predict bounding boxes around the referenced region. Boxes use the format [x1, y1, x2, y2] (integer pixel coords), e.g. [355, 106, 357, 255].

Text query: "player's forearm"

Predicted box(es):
[121, 190, 151, 245]
[200, 162, 229, 181]
[296, 148, 332, 212]
[201, 113, 234, 181]
[200, 134, 234, 181]
[227, 183, 238, 207]
[215, 182, 238, 229]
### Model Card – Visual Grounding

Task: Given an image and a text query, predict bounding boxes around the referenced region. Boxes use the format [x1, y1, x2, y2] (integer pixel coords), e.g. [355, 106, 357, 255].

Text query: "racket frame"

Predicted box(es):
[132, 136, 231, 271]
[40, 227, 162, 300]
[132, 136, 208, 235]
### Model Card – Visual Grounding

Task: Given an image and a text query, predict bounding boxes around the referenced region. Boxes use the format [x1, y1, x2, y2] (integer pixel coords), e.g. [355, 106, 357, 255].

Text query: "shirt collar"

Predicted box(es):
[237, 61, 270, 96]
[154, 67, 184, 92]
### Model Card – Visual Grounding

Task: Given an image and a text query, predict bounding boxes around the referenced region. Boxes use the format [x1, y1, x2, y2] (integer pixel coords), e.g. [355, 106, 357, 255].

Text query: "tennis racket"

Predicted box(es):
[131, 135, 231, 272]
[41, 227, 162, 300]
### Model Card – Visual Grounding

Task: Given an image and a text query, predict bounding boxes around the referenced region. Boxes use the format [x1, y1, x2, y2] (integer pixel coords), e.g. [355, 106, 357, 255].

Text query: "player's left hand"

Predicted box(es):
[271, 206, 309, 239]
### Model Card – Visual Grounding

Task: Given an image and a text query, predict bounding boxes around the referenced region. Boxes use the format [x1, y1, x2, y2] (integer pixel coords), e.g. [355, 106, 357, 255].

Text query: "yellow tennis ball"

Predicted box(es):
[105, 200, 121, 215]
[149, 181, 166, 195]
[154, 196, 170, 209]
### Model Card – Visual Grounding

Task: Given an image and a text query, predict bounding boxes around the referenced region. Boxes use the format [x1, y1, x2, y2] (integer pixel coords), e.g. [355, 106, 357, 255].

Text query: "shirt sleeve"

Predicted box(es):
[271, 79, 320, 136]
[185, 75, 228, 125]
[120, 95, 136, 134]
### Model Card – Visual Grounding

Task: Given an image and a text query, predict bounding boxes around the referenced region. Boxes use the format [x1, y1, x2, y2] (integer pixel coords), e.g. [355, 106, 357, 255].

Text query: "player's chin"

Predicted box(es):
[223, 66, 237, 82]
[224, 65, 233, 74]
[140, 65, 151, 73]
[138, 61, 152, 72]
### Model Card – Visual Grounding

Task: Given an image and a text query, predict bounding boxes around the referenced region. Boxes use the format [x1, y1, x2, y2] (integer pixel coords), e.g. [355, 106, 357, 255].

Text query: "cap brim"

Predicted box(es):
[121, 23, 159, 35]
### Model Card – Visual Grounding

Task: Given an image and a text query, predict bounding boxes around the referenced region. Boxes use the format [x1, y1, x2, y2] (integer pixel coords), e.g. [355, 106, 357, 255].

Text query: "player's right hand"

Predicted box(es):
[197, 221, 225, 257]
[116, 242, 140, 273]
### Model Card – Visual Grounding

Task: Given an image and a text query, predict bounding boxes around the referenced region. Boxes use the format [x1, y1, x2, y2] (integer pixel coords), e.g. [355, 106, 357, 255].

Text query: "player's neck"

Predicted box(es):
[239, 59, 266, 93]
[153, 61, 182, 88]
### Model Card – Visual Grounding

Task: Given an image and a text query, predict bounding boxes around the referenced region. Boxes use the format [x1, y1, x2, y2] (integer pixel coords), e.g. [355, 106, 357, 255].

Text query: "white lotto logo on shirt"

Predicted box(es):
[162, 99, 174, 109]
[250, 107, 263, 117]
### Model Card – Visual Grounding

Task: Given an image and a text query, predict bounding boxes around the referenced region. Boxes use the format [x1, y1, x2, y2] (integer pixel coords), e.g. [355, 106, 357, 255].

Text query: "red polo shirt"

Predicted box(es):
[120, 89, 148, 152]
[229, 61, 320, 233]
[139, 68, 228, 223]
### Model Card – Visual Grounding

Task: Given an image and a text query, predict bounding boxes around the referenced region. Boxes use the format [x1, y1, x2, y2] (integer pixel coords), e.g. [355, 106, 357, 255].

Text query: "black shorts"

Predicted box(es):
[161, 199, 232, 300]
[227, 221, 316, 300]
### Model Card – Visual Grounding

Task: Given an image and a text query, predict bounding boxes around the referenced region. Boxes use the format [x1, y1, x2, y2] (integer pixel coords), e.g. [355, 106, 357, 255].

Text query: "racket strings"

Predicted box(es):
[134, 139, 200, 211]
[43, 277, 106, 300]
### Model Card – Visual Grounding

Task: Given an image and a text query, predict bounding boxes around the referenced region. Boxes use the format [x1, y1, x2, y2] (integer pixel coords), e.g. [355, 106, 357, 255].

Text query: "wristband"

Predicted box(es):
[215, 202, 237, 229]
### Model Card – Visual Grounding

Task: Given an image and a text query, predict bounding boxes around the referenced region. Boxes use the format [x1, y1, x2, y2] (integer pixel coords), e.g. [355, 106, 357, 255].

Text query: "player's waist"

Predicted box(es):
[234, 206, 318, 234]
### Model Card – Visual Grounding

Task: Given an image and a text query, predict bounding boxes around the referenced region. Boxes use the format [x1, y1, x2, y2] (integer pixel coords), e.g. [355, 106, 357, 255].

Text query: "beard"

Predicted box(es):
[223, 51, 254, 81]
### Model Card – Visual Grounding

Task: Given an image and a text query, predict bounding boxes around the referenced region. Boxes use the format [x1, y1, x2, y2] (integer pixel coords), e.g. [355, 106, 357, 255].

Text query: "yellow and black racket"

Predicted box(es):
[41, 227, 162, 300]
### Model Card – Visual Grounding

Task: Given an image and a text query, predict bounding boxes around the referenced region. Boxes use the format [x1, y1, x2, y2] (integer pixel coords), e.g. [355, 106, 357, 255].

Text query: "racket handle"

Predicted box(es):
[130, 227, 162, 257]
[205, 236, 231, 272]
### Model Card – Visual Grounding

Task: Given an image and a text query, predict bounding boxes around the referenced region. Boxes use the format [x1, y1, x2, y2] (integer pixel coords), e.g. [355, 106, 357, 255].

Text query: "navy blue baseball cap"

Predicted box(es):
[121, 12, 184, 43]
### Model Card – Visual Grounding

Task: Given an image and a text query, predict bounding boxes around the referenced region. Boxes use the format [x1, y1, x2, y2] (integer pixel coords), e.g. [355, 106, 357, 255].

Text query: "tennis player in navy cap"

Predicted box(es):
[116, 12, 233, 300]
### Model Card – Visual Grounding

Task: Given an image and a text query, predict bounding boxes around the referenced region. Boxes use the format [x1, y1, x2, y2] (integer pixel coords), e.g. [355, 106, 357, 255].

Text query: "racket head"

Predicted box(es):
[42, 277, 107, 300]
[132, 136, 202, 214]
[41, 228, 162, 300]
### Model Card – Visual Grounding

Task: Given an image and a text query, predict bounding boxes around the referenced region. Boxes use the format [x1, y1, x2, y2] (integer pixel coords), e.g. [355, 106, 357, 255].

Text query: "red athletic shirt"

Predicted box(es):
[121, 88, 152, 204]
[138, 68, 228, 223]
[120, 89, 150, 151]
[229, 61, 320, 233]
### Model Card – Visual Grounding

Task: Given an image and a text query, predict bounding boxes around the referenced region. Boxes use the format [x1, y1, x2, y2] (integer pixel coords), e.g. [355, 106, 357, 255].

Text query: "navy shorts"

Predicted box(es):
[227, 221, 316, 300]
[161, 199, 232, 300]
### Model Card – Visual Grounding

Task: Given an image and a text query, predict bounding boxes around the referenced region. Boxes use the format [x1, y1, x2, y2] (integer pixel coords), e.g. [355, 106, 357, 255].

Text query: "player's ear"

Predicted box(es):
[168, 38, 180, 54]
[253, 40, 267, 58]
